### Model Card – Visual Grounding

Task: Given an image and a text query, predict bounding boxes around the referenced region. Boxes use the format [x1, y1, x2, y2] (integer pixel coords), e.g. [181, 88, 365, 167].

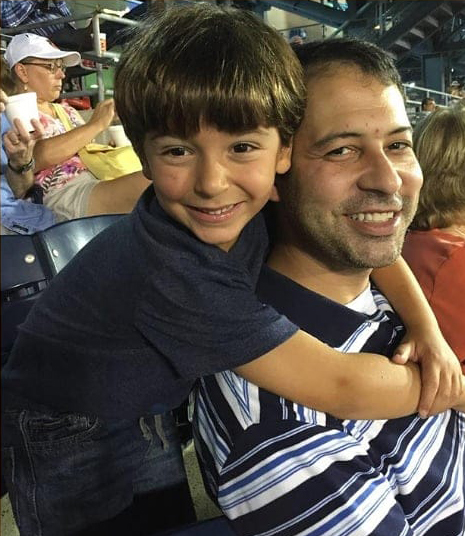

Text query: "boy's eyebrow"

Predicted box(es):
[148, 127, 274, 142]
[313, 125, 413, 148]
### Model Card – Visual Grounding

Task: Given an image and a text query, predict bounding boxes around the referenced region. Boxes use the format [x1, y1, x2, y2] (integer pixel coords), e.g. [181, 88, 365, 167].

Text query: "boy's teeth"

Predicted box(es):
[199, 205, 234, 215]
[349, 211, 394, 222]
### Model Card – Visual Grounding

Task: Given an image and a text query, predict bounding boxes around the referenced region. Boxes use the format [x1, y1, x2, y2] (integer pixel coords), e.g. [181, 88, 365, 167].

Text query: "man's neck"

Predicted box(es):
[267, 242, 372, 305]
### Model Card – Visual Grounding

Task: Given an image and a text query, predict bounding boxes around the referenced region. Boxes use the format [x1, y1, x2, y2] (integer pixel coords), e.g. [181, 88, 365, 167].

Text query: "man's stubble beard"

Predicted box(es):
[278, 180, 418, 272]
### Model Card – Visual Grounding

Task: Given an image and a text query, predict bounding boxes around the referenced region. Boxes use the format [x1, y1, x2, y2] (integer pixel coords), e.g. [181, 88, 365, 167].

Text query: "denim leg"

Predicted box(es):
[134, 412, 189, 494]
[2, 409, 187, 536]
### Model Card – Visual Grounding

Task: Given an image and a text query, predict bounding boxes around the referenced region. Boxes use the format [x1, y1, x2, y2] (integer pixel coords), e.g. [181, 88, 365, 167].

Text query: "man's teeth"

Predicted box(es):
[198, 204, 235, 215]
[349, 211, 394, 222]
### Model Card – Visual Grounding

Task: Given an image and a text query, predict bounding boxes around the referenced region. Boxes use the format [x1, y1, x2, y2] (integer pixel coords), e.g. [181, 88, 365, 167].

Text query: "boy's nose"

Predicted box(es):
[194, 158, 229, 197]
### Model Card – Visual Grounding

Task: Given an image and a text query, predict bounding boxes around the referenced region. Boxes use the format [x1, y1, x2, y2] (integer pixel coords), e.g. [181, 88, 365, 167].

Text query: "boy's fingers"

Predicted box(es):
[418, 362, 440, 418]
[450, 368, 463, 403]
[391, 342, 413, 365]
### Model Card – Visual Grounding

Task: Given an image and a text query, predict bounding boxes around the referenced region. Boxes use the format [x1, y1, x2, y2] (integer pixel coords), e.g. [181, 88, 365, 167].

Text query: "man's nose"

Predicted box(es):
[358, 151, 402, 195]
[194, 157, 229, 198]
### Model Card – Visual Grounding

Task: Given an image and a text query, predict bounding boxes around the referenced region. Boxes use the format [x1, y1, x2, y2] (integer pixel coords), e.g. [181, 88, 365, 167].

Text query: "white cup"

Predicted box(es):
[5, 92, 39, 132]
[108, 124, 130, 147]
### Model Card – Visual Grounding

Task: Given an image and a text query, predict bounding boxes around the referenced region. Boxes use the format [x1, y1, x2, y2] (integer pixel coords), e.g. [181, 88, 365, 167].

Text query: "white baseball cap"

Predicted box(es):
[4, 33, 81, 68]
[450, 80, 461, 87]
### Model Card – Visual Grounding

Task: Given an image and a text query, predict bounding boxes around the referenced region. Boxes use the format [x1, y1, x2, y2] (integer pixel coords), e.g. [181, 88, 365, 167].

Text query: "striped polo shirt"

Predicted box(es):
[193, 266, 465, 536]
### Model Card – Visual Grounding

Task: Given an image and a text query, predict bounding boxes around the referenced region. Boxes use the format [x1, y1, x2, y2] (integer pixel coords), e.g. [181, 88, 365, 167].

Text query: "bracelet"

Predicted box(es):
[7, 157, 35, 174]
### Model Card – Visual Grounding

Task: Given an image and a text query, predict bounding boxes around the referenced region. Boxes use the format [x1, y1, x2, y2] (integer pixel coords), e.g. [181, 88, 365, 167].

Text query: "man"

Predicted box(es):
[0, 88, 54, 234]
[193, 38, 465, 536]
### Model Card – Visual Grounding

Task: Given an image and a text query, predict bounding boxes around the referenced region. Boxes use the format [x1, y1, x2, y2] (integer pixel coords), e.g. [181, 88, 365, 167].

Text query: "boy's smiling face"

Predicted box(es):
[143, 125, 291, 251]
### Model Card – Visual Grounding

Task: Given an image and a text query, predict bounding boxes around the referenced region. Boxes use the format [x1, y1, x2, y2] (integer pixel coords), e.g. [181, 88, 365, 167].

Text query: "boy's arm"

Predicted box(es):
[371, 256, 462, 417]
[235, 330, 465, 420]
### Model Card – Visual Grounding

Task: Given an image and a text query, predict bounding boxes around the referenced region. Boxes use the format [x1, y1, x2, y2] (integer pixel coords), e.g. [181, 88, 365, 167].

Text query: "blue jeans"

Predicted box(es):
[2, 409, 193, 536]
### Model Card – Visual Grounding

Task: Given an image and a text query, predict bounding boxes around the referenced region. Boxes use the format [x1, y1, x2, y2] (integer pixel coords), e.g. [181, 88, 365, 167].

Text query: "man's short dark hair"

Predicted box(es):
[292, 37, 404, 98]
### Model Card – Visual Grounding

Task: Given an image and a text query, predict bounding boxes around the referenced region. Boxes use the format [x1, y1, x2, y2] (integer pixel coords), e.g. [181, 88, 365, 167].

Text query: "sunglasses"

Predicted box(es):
[21, 61, 67, 74]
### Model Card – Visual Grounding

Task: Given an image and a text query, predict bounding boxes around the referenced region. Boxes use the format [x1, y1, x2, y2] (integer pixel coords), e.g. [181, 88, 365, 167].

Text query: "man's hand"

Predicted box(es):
[392, 327, 463, 418]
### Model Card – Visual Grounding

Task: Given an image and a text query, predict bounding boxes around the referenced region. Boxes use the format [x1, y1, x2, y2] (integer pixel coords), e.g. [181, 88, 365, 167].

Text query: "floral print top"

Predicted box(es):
[35, 103, 88, 193]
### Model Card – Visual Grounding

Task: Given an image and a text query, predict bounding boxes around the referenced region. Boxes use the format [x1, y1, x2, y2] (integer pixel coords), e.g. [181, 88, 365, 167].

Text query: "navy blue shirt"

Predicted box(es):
[2, 189, 298, 418]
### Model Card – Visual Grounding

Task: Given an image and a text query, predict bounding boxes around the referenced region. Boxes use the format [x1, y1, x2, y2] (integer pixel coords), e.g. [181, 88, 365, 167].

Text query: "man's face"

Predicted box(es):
[277, 64, 423, 271]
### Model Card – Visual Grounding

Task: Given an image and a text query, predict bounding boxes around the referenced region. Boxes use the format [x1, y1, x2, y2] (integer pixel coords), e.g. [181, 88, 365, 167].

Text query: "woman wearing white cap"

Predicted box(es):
[3, 33, 149, 222]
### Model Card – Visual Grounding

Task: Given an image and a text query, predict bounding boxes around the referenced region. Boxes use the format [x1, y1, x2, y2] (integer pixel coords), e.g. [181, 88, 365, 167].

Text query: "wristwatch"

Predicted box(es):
[7, 157, 35, 174]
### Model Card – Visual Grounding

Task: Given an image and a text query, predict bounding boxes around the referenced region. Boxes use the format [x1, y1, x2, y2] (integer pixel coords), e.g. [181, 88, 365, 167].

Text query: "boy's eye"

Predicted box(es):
[165, 146, 190, 157]
[233, 143, 254, 153]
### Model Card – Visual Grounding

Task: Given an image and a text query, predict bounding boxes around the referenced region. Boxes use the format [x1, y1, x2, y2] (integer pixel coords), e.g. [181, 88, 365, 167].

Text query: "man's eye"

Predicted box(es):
[389, 141, 411, 151]
[233, 143, 254, 153]
[327, 146, 351, 156]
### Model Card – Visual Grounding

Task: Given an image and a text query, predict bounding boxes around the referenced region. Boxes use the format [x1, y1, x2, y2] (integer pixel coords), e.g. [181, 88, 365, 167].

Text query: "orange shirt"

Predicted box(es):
[403, 229, 465, 373]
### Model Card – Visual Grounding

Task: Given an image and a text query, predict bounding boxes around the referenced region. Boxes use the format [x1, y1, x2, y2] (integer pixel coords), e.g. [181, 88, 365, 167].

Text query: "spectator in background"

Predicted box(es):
[1, 1, 92, 52]
[1, 88, 55, 234]
[421, 96, 436, 112]
[403, 107, 465, 373]
[3, 34, 149, 222]
[449, 80, 462, 97]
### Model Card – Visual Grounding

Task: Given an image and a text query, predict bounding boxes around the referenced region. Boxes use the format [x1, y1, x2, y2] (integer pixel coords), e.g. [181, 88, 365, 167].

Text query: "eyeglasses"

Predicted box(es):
[20, 61, 67, 74]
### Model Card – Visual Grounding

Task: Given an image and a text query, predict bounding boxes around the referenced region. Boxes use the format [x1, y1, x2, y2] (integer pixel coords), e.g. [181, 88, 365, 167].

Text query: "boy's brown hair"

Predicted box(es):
[114, 4, 305, 159]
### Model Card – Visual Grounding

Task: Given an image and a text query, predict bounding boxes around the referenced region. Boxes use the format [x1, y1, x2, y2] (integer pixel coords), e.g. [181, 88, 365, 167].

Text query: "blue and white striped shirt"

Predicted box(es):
[194, 266, 465, 536]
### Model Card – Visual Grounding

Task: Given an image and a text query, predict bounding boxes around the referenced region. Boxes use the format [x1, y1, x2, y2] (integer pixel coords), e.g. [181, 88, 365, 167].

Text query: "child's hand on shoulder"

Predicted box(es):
[392, 327, 463, 418]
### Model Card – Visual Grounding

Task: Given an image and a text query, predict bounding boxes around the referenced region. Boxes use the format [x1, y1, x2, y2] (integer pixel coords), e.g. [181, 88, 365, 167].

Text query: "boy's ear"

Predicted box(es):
[275, 140, 292, 175]
[141, 162, 151, 181]
[269, 184, 280, 202]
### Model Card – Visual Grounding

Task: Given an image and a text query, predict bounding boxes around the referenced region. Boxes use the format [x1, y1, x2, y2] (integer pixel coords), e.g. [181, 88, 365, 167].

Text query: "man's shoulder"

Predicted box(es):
[257, 265, 403, 350]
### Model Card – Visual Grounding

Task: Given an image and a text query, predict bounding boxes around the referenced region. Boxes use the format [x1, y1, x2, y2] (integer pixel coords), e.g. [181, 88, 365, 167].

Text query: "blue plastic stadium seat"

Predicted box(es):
[1, 214, 123, 362]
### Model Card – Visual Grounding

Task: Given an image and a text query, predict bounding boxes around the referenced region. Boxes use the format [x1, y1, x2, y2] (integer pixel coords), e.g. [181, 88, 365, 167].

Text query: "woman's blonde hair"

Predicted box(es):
[411, 106, 465, 230]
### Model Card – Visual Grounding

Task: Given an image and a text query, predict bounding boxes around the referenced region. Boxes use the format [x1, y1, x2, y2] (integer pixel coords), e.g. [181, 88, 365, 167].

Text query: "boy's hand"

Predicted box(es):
[392, 328, 463, 418]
